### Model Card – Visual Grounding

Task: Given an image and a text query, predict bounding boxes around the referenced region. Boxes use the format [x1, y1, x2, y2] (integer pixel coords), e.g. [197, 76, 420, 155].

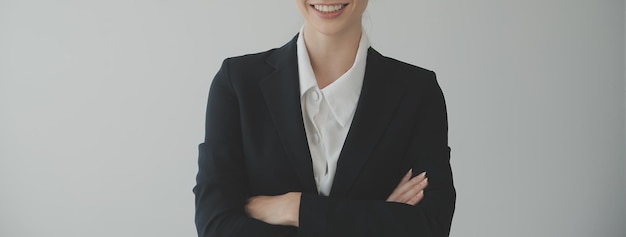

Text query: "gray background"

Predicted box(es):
[1, 0, 624, 236]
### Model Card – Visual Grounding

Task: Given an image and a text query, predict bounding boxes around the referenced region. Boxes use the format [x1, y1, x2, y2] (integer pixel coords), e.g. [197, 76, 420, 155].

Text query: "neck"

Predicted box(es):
[302, 24, 362, 89]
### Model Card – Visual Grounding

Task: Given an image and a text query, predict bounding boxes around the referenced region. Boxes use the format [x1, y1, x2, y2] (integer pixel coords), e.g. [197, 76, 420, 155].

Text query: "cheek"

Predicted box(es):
[356, 0, 368, 13]
[296, 1, 311, 16]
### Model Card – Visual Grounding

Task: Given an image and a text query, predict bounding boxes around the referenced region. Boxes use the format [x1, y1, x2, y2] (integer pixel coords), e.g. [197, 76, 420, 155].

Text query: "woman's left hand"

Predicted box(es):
[386, 170, 428, 205]
[245, 192, 301, 227]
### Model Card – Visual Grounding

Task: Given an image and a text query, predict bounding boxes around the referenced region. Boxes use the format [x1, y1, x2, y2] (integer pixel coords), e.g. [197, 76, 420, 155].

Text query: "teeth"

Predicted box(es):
[313, 4, 345, 13]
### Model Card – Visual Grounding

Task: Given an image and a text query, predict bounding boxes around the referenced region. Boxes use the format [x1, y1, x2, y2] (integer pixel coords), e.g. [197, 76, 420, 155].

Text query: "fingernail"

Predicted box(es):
[408, 169, 413, 175]
[420, 172, 427, 177]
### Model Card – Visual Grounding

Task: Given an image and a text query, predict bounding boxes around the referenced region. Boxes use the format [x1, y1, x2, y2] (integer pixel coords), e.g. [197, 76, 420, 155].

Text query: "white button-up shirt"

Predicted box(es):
[297, 27, 371, 196]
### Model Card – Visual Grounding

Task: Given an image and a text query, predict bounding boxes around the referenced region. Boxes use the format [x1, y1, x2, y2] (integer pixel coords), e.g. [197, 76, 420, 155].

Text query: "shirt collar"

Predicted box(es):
[297, 27, 318, 99]
[297, 26, 371, 126]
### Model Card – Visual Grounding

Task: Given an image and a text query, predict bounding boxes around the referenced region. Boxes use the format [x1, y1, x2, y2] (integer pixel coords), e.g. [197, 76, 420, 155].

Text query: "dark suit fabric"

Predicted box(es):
[194, 35, 455, 237]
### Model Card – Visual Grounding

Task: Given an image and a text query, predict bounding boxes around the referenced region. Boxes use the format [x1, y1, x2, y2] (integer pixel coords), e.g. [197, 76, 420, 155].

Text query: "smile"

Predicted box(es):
[311, 3, 348, 14]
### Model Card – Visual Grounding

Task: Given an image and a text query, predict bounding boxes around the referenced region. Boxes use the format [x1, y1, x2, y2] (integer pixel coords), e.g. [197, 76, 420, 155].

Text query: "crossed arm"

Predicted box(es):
[245, 170, 429, 227]
[195, 59, 455, 237]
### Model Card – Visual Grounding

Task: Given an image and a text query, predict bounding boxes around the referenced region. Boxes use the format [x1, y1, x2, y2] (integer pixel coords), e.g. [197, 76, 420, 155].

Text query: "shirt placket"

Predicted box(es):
[305, 88, 326, 192]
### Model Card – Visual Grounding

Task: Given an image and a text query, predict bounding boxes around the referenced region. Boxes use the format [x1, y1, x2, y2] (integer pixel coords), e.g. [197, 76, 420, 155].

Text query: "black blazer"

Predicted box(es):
[194, 35, 455, 237]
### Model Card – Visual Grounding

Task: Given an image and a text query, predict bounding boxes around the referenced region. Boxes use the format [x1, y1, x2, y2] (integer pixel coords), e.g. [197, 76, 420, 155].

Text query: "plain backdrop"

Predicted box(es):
[1, 0, 625, 237]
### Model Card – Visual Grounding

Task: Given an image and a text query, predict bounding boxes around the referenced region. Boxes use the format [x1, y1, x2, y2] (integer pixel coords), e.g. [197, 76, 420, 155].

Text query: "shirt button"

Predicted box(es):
[310, 90, 321, 102]
[312, 133, 320, 144]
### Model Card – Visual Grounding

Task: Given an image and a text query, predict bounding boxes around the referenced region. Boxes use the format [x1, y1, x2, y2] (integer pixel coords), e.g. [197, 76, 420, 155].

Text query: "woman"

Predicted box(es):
[194, 1, 455, 236]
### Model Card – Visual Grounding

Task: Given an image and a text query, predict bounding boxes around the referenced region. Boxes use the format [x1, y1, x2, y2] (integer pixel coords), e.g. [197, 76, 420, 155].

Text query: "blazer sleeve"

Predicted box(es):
[297, 72, 456, 237]
[193, 59, 297, 237]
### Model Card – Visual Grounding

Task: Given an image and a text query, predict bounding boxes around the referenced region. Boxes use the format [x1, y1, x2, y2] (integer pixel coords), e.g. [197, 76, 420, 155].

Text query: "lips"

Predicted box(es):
[311, 4, 348, 13]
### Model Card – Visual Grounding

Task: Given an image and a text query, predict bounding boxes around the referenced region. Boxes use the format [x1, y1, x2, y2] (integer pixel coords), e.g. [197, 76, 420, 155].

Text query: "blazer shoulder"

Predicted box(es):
[368, 50, 446, 104]
[371, 50, 437, 87]
[215, 35, 299, 92]
[376, 52, 435, 78]
[215, 47, 280, 88]
[223, 48, 277, 70]
[223, 34, 298, 71]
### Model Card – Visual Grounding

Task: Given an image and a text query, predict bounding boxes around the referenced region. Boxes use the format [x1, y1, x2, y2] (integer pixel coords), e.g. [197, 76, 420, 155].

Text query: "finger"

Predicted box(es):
[414, 171, 427, 182]
[244, 200, 253, 214]
[400, 169, 412, 184]
[406, 172, 426, 187]
[245, 196, 263, 215]
[387, 191, 399, 202]
[388, 172, 426, 202]
[394, 172, 427, 198]
[387, 169, 413, 201]
[406, 190, 425, 206]
[247, 196, 260, 205]
[398, 177, 428, 203]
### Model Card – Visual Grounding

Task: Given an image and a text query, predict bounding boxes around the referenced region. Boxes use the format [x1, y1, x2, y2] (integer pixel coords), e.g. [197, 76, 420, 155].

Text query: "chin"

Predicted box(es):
[309, 21, 354, 36]
[313, 26, 343, 36]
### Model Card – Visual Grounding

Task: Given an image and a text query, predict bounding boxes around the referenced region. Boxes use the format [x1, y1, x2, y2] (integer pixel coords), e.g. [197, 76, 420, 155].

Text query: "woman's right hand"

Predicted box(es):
[386, 170, 428, 206]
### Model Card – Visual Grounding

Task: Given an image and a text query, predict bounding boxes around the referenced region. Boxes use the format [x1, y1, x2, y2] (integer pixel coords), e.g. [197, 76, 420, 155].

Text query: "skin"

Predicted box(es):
[244, 0, 429, 227]
[296, 0, 368, 88]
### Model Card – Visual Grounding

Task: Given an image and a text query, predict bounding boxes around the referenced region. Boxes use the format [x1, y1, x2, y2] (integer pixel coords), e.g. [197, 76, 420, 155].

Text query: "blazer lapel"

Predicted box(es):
[330, 48, 407, 197]
[259, 40, 406, 197]
[259, 35, 318, 194]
